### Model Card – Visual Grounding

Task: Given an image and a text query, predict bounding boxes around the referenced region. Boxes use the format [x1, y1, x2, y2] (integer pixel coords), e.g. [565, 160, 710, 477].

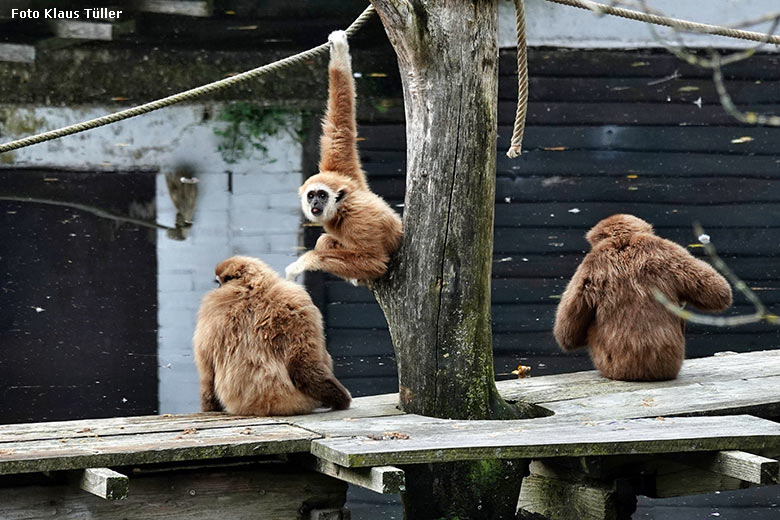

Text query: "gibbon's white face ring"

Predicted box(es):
[301, 182, 339, 223]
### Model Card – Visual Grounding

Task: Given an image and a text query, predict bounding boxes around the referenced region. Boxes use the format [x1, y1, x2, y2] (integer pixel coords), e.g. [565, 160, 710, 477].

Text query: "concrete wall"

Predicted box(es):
[500, 0, 780, 49]
[1, 104, 304, 414]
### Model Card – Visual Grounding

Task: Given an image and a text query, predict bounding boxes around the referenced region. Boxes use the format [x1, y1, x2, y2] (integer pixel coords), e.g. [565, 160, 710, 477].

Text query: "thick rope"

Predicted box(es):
[544, 0, 780, 44]
[0, 5, 375, 155]
[506, 0, 528, 158]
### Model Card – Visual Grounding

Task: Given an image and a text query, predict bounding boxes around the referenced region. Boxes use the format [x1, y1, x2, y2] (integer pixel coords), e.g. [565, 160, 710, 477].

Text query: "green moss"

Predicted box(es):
[213, 102, 307, 164]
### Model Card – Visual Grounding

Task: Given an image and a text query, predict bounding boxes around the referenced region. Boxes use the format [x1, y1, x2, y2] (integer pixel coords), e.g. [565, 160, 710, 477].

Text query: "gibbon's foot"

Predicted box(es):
[328, 30, 349, 60]
[285, 260, 303, 282]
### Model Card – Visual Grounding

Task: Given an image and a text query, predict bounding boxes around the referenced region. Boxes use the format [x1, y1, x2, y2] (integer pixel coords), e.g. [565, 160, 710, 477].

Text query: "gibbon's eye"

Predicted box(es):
[317, 190, 329, 200]
[307, 191, 315, 201]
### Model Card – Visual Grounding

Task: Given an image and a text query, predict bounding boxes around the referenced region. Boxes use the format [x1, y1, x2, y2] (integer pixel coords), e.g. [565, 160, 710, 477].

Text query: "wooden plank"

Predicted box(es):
[499, 77, 780, 104]
[328, 302, 775, 334]
[498, 350, 780, 406]
[490, 176, 780, 205]
[674, 450, 779, 485]
[0, 393, 402, 444]
[517, 474, 622, 520]
[363, 150, 780, 181]
[362, 125, 780, 155]
[0, 42, 35, 63]
[292, 454, 405, 494]
[0, 413, 284, 444]
[537, 376, 780, 420]
[494, 202, 780, 228]
[79, 467, 129, 500]
[49, 19, 135, 40]
[0, 462, 346, 520]
[493, 227, 780, 256]
[0, 424, 316, 475]
[491, 254, 777, 280]
[505, 50, 780, 81]
[134, 0, 214, 17]
[310, 415, 780, 467]
[647, 459, 749, 498]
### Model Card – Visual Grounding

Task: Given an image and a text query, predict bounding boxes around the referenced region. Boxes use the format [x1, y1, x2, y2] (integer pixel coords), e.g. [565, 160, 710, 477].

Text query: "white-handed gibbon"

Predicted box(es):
[193, 256, 351, 415]
[285, 30, 402, 284]
[554, 214, 733, 381]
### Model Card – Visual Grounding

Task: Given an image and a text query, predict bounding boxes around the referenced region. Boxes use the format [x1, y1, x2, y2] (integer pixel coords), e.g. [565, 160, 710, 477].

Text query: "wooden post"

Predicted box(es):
[79, 468, 129, 500]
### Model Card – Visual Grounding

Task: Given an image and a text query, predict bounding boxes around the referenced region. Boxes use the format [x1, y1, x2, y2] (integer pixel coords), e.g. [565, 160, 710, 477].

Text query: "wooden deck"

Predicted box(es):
[2, 349, 780, 519]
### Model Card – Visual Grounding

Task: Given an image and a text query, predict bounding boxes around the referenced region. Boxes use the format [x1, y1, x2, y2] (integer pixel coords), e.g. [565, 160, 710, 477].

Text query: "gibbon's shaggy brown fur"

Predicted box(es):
[193, 256, 351, 415]
[553, 214, 732, 381]
[285, 30, 402, 284]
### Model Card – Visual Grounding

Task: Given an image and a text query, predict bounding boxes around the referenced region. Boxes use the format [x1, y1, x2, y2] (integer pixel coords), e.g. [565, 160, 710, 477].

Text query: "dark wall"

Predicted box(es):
[306, 49, 780, 397]
[0, 169, 158, 423]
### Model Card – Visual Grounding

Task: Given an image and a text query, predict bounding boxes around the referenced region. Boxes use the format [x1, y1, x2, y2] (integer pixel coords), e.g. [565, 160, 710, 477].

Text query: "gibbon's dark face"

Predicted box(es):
[300, 182, 341, 223]
[307, 188, 330, 217]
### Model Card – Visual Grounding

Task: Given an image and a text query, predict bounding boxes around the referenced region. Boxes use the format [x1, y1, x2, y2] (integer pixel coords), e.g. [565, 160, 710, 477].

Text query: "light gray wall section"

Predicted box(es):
[500, 0, 780, 49]
[1, 104, 303, 414]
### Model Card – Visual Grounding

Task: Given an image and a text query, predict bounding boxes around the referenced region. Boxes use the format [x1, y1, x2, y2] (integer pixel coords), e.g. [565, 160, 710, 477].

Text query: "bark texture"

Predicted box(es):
[368, 1, 543, 517]
[370, 0, 540, 421]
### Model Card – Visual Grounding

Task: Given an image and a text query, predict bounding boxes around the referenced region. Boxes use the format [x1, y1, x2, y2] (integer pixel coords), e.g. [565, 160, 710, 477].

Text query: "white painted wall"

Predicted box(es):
[500, 0, 780, 49]
[1, 104, 304, 414]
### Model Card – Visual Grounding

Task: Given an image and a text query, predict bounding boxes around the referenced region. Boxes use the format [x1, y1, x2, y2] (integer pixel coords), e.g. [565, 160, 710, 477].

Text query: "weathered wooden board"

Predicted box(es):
[540, 376, 780, 420]
[498, 350, 780, 405]
[0, 424, 316, 475]
[361, 125, 780, 155]
[0, 414, 284, 444]
[79, 467, 129, 500]
[310, 415, 780, 468]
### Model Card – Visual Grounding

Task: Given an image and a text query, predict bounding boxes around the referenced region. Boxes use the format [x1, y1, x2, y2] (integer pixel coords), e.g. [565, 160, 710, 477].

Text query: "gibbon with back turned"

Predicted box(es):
[553, 214, 732, 381]
[285, 30, 402, 284]
[193, 256, 351, 416]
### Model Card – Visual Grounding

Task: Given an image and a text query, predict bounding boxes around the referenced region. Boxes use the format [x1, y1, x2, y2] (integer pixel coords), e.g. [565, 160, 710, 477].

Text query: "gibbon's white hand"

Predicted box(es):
[285, 260, 303, 282]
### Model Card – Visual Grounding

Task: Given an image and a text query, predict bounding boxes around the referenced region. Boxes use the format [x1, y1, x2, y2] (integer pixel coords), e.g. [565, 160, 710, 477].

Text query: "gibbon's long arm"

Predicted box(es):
[668, 244, 733, 312]
[318, 31, 368, 190]
[287, 350, 351, 410]
[554, 262, 596, 350]
[289, 248, 388, 282]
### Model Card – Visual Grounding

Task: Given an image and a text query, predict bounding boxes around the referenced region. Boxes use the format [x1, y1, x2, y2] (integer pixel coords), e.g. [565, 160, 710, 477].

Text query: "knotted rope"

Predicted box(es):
[506, 0, 528, 158]
[544, 0, 780, 45]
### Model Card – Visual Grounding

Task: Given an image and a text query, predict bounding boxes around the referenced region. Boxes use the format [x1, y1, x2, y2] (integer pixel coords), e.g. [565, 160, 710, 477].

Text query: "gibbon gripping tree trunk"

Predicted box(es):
[369, 1, 542, 517]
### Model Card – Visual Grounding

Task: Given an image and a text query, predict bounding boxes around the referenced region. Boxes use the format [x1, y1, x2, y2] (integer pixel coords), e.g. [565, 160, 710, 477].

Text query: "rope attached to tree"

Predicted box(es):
[506, 0, 528, 159]
[544, 0, 780, 45]
[0, 5, 375, 155]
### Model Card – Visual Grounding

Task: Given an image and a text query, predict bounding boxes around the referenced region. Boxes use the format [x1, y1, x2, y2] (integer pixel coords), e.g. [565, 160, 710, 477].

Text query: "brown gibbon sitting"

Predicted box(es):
[554, 214, 732, 381]
[193, 256, 351, 415]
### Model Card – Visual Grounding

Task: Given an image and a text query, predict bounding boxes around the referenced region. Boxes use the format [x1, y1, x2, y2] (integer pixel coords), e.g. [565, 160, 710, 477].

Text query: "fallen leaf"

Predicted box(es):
[731, 136, 754, 144]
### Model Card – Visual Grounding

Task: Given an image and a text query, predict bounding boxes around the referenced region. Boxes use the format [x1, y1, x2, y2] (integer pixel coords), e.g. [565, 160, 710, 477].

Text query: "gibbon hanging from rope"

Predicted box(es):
[285, 31, 402, 285]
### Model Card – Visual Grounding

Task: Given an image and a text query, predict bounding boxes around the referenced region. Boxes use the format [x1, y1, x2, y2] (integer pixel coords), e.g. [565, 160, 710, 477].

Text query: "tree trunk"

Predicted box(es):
[369, 0, 544, 517]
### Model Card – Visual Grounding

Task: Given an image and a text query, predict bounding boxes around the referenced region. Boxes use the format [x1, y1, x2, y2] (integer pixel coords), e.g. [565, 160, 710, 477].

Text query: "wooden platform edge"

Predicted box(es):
[79, 467, 129, 500]
[291, 454, 405, 494]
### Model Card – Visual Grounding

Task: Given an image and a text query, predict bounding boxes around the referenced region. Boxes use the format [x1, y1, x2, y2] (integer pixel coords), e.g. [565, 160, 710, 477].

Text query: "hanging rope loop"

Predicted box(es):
[507, 0, 528, 159]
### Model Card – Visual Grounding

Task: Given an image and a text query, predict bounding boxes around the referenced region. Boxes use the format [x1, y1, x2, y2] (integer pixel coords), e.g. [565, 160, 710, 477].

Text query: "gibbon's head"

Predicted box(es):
[299, 173, 352, 224]
[586, 214, 654, 246]
[214, 256, 274, 286]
